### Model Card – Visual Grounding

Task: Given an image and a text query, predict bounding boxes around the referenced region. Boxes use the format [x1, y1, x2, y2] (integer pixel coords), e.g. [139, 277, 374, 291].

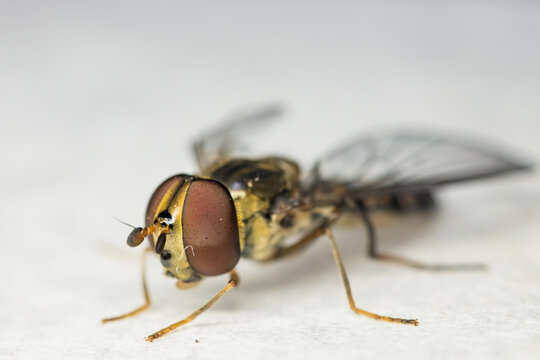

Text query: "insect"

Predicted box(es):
[103, 105, 533, 341]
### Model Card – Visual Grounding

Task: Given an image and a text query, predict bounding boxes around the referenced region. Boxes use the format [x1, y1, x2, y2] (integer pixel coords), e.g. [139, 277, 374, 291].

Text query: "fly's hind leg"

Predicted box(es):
[102, 248, 152, 323]
[353, 199, 485, 271]
[145, 270, 239, 342]
[325, 228, 418, 325]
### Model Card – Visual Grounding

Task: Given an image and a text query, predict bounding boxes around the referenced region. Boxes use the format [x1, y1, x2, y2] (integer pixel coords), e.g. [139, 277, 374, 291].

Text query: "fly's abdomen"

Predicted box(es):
[364, 191, 437, 214]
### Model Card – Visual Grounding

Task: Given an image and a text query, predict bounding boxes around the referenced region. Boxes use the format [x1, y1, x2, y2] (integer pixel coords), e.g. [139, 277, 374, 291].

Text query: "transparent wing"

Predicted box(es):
[305, 129, 533, 198]
[193, 104, 284, 173]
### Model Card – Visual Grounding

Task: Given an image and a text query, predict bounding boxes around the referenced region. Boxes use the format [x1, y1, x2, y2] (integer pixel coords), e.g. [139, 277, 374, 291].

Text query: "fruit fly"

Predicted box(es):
[103, 105, 533, 341]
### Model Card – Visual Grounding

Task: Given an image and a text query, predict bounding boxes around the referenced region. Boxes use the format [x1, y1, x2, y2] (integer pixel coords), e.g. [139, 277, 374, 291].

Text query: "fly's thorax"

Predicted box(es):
[238, 202, 318, 261]
[207, 157, 311, 261]
[145, 174, 243, 288]
[208, 157, 300, 198]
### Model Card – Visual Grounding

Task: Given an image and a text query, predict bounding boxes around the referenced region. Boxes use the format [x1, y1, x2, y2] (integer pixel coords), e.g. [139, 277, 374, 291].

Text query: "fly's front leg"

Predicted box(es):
[102, 248, 152, 323]
[354, 199, 485, 271]
[145, 270, 239, 342]
[325, 228, 418, 326]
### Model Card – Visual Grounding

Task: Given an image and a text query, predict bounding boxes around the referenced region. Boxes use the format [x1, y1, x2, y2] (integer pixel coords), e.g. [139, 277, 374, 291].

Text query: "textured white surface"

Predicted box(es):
[1, 1, 540, 359]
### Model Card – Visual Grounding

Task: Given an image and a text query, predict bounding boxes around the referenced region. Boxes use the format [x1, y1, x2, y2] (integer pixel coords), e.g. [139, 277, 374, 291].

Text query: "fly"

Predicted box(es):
[102, 105, 533, 341]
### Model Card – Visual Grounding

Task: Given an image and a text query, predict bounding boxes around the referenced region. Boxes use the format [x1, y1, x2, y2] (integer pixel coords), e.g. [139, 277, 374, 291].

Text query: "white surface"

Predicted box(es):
[1, 1, 540, 359]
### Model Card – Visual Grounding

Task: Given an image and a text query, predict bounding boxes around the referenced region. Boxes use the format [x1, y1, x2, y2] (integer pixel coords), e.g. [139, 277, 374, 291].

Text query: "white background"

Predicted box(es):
[1, 1, 539, 359]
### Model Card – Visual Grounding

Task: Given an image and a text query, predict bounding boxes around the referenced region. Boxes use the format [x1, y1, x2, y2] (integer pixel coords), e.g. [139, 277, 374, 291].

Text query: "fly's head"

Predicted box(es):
[126, 174, 242, 289]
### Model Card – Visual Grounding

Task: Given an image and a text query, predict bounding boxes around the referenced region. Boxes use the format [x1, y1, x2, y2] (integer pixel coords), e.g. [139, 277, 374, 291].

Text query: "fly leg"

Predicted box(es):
[102, 248, 152, 323]
[268, 221, 328, 261]
[325, 228, 418, 325]
[354, 200, 485, 271]
[145, 270, 239, 342]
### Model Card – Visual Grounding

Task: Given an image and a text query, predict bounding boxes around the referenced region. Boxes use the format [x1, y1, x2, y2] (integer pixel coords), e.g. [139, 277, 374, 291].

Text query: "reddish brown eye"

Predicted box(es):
[182, 180, 240, 276]
[145, 174, 187, 227]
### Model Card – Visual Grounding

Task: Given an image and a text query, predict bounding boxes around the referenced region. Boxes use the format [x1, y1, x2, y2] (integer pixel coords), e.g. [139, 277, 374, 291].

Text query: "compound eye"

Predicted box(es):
[145, 174, 187, 227]
[182, 179, 240, 276]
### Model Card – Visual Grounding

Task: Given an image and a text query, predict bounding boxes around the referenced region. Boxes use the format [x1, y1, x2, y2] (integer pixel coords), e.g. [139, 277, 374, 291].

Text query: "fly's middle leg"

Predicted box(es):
[267, 220, 330, 261]
[352, 199, 485, 271]
[325, 228, 418, 326]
